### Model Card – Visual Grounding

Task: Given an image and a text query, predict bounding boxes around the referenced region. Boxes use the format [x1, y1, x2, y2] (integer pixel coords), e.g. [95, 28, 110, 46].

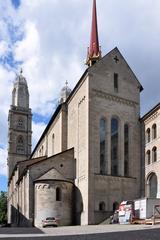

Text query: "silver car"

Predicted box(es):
[42, 217, 58, 227]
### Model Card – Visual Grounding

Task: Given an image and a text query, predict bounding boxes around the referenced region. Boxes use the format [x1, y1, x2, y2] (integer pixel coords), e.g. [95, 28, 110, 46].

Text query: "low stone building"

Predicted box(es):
[7, 0, 145, 227]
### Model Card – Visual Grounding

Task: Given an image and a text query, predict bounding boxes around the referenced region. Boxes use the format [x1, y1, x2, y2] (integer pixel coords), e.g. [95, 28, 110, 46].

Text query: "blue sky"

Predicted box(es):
[11, 0, 20, 9]
[1, 0, 160, 192]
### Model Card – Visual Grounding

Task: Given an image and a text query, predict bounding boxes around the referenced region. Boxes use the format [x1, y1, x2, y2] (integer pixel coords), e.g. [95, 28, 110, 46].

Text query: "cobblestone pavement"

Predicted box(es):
[0, 224, 160, 239]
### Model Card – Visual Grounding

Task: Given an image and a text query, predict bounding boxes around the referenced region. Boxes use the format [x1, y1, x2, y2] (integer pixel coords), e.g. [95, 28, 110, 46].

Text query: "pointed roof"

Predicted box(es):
[90, 0, 99, 57]
[36, 168, 66, 181]
[86, 0, 101, 66]
[15, 68, 27, 85]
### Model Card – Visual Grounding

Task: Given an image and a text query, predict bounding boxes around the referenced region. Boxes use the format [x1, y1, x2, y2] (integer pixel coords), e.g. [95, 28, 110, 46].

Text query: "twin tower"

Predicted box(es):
[8, 71, 32, 177]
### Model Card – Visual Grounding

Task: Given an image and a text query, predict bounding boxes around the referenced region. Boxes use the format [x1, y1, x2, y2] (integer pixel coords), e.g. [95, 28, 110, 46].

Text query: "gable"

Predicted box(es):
[36, 168, 66, 181]
[88, 47, 143, 105]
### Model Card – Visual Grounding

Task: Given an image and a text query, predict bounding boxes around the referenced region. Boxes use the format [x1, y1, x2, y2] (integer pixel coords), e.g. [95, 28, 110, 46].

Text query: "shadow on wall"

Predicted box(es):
[73, 186, 83, 225]
[10, 205, 36, 228]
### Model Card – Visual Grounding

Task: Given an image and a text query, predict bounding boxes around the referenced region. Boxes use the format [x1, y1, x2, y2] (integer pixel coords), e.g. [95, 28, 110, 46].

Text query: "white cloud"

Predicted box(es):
[14, 21, 40, 62]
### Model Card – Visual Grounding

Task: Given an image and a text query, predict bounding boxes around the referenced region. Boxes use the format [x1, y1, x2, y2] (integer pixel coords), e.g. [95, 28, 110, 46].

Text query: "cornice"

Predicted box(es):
[144, 111, 160, 124]
[92, 89, 138, 107]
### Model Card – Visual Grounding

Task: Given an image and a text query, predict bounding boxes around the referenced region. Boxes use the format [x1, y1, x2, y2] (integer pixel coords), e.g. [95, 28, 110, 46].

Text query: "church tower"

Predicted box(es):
[8, 70, 32, 177]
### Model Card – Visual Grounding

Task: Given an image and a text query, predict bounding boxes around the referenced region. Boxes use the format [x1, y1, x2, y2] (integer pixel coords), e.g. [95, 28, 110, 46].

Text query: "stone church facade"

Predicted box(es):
[7, 0, 145, 227]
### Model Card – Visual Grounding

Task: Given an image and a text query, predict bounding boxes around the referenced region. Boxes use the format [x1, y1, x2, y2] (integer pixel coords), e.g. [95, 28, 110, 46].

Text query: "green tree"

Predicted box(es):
[0, 191, 7, 224]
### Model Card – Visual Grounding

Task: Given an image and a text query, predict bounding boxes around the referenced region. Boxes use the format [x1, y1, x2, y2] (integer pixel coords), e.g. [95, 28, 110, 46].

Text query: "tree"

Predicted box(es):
[0, 191, 7, 224]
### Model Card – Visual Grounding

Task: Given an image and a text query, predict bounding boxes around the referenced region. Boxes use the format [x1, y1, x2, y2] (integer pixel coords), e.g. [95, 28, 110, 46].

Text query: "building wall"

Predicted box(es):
[144, 108, 160, 197]
[88, 48, 142, 224]
[67, 75, 89, 225]
[32, 105, 67, 159]
[94, 175, 137, 223]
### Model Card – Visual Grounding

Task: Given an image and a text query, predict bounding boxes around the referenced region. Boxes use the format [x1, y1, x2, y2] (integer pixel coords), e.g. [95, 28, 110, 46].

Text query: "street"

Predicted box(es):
[0, 224, 160, 239]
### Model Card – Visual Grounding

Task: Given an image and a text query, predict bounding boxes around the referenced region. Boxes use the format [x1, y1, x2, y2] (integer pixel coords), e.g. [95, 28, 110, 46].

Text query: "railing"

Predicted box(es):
[152, 205, 160, 225]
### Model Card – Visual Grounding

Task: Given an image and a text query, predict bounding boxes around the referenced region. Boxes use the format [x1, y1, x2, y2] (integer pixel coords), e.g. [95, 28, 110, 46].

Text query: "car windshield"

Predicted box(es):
[46, 217, 55, 220]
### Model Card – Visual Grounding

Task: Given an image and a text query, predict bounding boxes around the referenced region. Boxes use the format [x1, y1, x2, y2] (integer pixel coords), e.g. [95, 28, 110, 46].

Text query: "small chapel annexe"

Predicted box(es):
[7, 0, 144, 227]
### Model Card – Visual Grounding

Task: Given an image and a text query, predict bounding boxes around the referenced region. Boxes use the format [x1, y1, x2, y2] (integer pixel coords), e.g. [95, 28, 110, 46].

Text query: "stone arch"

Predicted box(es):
[152, 124, 157, 139]
[52, 133, 55, 155]
[17, 117, 24, 129]
[152, 146, 157, 162]
[113, 201, 119, 212]
[56, 187, 62, 201]
[16, 135, 24, 153]
[146, 128, 150, 143]
[146, 172, 157, 198]
[99, 117, 107, 175]
[146, 150, 151, 165]
[111, 116, 119, 176]
[124, 123, 129, 176]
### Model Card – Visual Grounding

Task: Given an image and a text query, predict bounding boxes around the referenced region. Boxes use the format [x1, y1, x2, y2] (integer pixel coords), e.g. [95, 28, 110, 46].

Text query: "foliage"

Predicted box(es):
[0, 191, 7, 224]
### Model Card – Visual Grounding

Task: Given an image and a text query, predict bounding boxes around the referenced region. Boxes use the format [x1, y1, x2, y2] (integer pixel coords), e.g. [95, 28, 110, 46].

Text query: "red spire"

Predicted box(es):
[86, 0, 101, 66]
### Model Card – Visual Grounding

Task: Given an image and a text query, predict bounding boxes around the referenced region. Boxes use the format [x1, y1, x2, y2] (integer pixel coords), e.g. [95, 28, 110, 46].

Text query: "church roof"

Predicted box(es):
[16, 148, 74, 185]
[8, 155, 47, 184]
[35, 168, 66, 181]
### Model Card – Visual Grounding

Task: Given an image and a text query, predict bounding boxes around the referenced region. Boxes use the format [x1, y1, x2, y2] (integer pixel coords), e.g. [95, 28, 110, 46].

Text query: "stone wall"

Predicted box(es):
[67, 75, 89, 225]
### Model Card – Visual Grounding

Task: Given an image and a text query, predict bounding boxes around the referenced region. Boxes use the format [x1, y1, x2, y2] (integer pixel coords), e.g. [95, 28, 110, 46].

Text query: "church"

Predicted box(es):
[7, 0, 145, 227]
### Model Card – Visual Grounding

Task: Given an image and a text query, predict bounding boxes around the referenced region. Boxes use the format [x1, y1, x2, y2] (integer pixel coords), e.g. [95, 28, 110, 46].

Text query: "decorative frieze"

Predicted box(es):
[92, 89, 138, 107]
[144, 111, 160, 124]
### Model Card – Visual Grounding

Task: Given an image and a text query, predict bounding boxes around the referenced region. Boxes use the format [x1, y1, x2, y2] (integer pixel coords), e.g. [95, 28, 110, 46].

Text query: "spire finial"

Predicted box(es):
[65, 80, 68, 88]
[20, 68, 23, 75]
[86, 0, 101, 66]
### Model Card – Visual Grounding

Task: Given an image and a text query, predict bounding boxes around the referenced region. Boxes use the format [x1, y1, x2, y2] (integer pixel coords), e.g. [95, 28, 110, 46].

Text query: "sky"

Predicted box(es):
[0, 0, 160, 191]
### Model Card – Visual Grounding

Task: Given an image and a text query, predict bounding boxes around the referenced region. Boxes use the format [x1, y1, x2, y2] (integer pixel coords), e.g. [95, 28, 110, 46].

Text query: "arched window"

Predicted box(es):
[111, 118, 118, 176]
[152, 124, 157, 139]
[146, 128, 150, 143]
[56, 187, 62, 201]
[52, 134, 55, 155]
[17, 118, 24, 129]
[16, 136, 24, 153]
[124, 124, 129, 176]
[147, 173, 157, 198]
[42, 146, 44, 156]
[152, 147, 157, 162]
[113, 202, 119, 212]
[146, 150, 151, 165]
[99, 202, 105, 211]
[99, 118, 107, 174]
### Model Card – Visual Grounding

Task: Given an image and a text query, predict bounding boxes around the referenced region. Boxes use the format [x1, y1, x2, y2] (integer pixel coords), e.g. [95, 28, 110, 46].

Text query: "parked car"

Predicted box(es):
[42, 217, 58, 227]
